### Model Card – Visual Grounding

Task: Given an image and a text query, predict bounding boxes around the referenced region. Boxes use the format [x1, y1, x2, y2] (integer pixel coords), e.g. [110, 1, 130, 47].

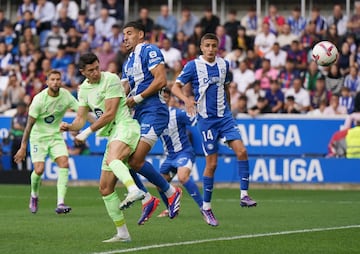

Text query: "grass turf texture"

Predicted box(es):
[1, 185, 359, 254]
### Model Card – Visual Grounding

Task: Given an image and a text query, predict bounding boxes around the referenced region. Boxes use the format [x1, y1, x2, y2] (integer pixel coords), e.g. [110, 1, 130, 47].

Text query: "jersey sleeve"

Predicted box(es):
[176, 61, 194, 86]
[145, 45, 164, 71]
[105, 74, 124, 99]
[28, 95, 41, 119]
[178, 109, 196, 126]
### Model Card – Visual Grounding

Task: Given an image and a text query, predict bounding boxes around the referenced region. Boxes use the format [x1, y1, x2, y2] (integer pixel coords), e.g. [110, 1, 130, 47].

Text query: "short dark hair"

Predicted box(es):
[123, 21, 145, 34]
[47, 69, 62, 78]
[78, 52, 99, 70]
[201, 33, 219, 44]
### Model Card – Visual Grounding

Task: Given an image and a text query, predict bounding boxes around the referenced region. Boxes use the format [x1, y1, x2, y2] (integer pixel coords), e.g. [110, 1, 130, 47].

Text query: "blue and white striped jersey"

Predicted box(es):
[176, 56, 232, 119]
[121, 42, 167, 113]
[160, 107, 195, 156]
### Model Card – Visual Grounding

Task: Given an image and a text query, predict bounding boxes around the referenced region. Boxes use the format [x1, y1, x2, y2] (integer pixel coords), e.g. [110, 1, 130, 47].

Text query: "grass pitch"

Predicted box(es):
[0, 184, 359, 254]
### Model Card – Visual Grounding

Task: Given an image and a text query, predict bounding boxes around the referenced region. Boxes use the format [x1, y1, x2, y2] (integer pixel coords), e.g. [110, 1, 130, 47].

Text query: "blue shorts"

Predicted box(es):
[160, 151, 195, 175]
[197, 116, 242, 155]
[134, 106, 169, 147]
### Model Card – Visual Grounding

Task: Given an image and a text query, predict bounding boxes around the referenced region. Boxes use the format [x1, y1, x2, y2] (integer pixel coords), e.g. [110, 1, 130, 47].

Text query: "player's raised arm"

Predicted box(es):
[14, 115, 36, 163]
[172, 82, 196, 117]
[60, 105, 89, 132]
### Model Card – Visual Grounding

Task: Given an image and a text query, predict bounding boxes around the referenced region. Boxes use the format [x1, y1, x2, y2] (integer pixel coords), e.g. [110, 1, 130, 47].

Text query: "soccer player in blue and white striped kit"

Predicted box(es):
[156, 88, 203, 217]
[172, 33, 257, 227]
[121, 21, 182, 225]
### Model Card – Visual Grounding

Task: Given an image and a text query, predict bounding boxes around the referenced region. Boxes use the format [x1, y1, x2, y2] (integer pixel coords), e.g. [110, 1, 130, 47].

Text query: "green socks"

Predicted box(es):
[30, 171, 41, 197]
[103, 192, 125, 227]
[109, 160, 137, 192]
[57, 168, 69, 205]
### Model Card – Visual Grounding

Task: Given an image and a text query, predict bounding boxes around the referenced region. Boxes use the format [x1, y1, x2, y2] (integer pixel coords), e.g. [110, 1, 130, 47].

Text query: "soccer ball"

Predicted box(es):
[311, 41, 339, 66]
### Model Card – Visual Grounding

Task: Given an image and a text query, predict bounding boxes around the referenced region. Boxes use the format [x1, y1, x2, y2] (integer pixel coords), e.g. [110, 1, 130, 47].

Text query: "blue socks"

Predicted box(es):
[203, 176, 214, 203]
[138, 161, 170, 192]
[129, 169, 148, 193]
[183, 179, 203, 208]
[238, 160, 249, 190]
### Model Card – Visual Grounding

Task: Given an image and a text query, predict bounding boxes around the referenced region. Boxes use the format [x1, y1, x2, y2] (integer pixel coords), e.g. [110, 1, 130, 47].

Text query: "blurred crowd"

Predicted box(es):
[0, 0, 360, 118]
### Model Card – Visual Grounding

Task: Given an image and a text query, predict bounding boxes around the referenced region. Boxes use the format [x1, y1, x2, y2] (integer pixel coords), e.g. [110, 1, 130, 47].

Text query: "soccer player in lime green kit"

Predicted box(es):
[60, 52, 145, 243]
[14, 70, 78, 215]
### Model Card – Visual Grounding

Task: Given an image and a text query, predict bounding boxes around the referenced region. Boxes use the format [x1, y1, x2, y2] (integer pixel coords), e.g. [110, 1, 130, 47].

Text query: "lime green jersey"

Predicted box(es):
[29, 88, 78, 140]
[78, 72, 135, 137]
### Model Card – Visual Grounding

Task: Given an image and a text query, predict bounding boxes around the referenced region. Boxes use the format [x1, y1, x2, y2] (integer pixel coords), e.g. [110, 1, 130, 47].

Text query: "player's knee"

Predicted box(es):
[236, 148, 248, 160]
[128, 157, 143, 171]
[34, 167, 44, 175]
[99, 184, 114, 196]
[178, 174, 190, 184]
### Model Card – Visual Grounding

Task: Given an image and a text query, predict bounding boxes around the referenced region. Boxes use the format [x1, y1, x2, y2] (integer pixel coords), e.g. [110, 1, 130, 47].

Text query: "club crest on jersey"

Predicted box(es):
[44, 115, 55, 124]
[149, 51, 157, 58]
[207, 144, 214, 150]
[203, 76, 220, 85]
[221, 68, 226, 74]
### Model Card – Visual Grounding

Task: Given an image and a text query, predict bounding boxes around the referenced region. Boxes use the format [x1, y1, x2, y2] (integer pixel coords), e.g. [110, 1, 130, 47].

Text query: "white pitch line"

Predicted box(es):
[91, 224, 360, 254]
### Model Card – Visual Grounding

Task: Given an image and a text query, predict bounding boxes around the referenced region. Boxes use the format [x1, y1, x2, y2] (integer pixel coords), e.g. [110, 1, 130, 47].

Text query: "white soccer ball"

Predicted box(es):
[312, 41, 339, 66]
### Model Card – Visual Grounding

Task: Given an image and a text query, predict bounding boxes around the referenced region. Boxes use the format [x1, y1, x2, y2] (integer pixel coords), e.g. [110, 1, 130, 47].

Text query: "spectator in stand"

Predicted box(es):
[347, 1, 360, 42]
[21, 60, 41, 99]
[2, 24, 19, 55]
[284, 95, 301, 114]
[19, 27, 40, 52]
[246, 48, 262, 71]
[310, 76, 331, 110]
[215, 25, 232, 57]
[173, 31, 188, 58]
[73, 40, 90, 64]
[65, 26, 81, 58]
[94, 8, 116, 40]
[284, 77, 310, 113]
[286, 40, 307, 71]
[85, 0, 102, 23]
[149, 24, 167, 49]
[15, 10, 37, 36]
[287, 7, 307, 37]
[323, 24, 341, 49]
[308, 6, 327, 38]
[245, 80, 266, 109]
[107, 24, 123, 54]
[278, 58, 301, 91]
[265, 42, 287, 70]
[188, 23, 203, 50]
[81, 24, 103, 52]
[327, 4, 348, 38]
[225, 48, 246, 71]
[178, 7, 199, 41]
[234, 26, 252, 51]
[343, 65, 360, 96]
[44, 21, 67, 59]
[0, 9, 10, 37]
[55, 0, 79, 21]
[241, 6, 261, 42]
[232, 95, 248, 117]
[103, 0, 124, 25]
[37, 57, 51, 83]
[155, 5, 177, 41]
[300, 21, 321, 51]
[3, 73, 26, 110]
[34, 0, 56, 46]
[161, 38, 182, 77]
[228, 81, 241, 111]
[199, 8, 220, 34]
[14, 42, 33, 74]
[338, 41, 352, 77]
[323, 94, 347, 115]
[0, 42, 14, 75]
[96, 41, 116, 71]
[61, 62, 80, 98]
[51, 44, 73, 73]
[326, 64, 343, 95]
[223, 9, 240, 50]
[10, 102, 28, 170]
[56, 7, 75, 33]
[276, 23, 299, 51]
[16, 0, 37, 22]
[339, 86, 355, 114]
[308, 99, 327, 116]
[265, 79, 284, 113]
[74, 10, 91, 35]
[114, 43, 128, 74]
[248, 97, 272, 117]
[232, 60, 255, 94]
[181, 43, 198, 67]
[137, 7, 154, 38]
[345, 33, 357, 55]
[106, 60, 118, 74]
[263, 4, 285, 35]
[254, 22, 276, 58]
[254, 58, 278, 91]
[302, 61, 322, 92]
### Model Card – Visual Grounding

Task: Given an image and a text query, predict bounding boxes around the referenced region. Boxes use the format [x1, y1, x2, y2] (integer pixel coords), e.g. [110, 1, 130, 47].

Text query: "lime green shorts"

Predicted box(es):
[29, 137, 68, 163]
[102, 120, 140, 171]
